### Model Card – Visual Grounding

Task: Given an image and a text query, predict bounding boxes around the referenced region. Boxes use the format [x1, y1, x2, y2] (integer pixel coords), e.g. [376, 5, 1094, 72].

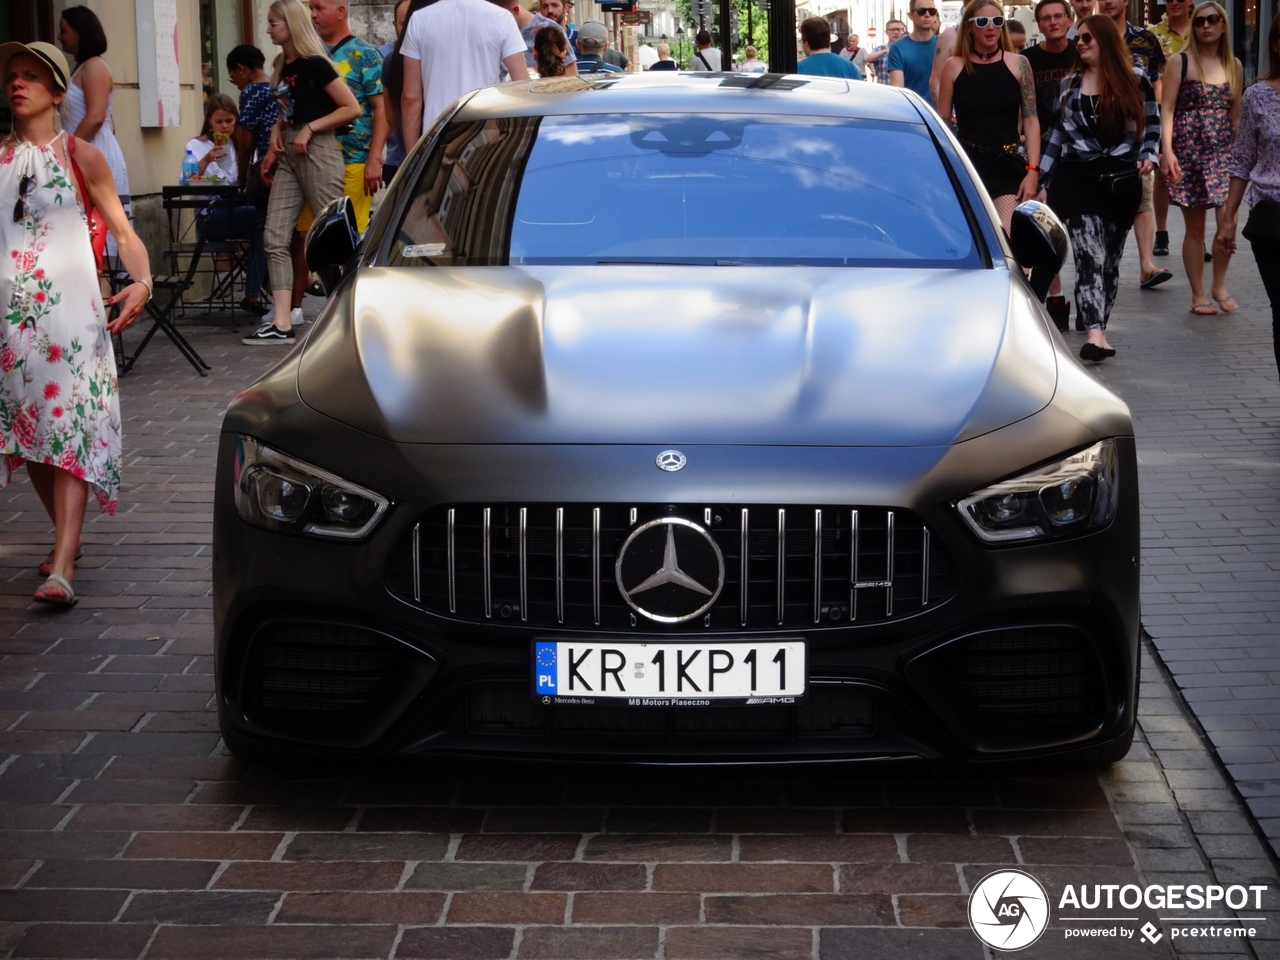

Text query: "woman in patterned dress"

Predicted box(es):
[0, 41, 151, 608]
[1159, 1, 1244, 315]
[1215, 13, 1280, 381]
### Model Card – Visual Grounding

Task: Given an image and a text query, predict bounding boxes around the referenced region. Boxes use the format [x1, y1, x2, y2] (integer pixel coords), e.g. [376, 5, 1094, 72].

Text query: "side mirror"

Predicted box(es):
[304, 195, 358, 297]
[1009, 200, 1069, 302]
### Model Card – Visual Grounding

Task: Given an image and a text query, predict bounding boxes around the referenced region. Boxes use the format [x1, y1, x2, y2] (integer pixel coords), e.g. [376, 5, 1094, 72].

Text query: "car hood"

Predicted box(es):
[297, 265, 1057, 446]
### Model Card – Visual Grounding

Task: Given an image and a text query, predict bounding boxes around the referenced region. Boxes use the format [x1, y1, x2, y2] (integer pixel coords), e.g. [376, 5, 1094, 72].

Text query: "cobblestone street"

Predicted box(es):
[1, 217, 1279, 959]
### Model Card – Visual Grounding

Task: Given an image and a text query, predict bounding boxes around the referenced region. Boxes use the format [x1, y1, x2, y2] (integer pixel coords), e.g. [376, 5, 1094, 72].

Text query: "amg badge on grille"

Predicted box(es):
[615, 518, 725, 623]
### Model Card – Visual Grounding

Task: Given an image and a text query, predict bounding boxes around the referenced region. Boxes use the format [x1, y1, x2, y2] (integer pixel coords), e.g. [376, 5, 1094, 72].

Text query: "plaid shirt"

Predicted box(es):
[1038, 69, 1160, 190]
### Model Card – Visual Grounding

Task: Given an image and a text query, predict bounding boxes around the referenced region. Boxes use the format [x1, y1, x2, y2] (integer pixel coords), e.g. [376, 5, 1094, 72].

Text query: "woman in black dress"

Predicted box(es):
[936, 0, 1041, 233]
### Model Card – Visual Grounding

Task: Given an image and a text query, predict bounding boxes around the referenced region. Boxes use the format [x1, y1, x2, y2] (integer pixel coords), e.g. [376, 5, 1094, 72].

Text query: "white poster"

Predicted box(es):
[136, 0, 181, 127]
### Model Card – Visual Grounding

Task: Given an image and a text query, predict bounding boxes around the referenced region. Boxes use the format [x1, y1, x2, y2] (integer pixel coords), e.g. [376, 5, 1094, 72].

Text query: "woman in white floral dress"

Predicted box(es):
[0, 41, 151, 608]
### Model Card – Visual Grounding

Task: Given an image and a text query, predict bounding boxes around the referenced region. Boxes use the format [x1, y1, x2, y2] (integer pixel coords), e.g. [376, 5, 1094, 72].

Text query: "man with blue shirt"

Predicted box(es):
[797, 17, 863, 79]
[887, 0, 939, 99]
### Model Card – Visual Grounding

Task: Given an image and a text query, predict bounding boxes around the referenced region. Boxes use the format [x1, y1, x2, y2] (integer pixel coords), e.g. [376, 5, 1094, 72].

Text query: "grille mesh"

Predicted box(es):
[392, 503, 957, 632]
[245, 623, 397, 717]
[952, 627, 1106, 722]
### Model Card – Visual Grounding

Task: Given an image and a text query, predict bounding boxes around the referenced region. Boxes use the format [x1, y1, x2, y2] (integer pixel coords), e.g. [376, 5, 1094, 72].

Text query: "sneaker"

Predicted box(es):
[242, 323, 296, 345]
[290, 307, 305, 327]
[1154, 231, 1169, 257]
[1045, 296, 1070, 333]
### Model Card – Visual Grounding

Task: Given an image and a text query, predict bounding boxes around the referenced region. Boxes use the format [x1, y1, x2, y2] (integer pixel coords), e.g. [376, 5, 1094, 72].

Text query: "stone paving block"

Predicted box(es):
[273, 890, 447, 924]
[143, 924, 398, 960]
[653, 863, 834, 892]
[820, 927, 983, 960]
[119, 890, 281, 924]
[516, 926, 659, 960]
[395, 926, 516, 960]
[446, 891, 567, 924]
[10, 922, 156, 959]
[570, 891, 702, 924]
[663, 925, 813, 960]
[406, 861, 530, 891]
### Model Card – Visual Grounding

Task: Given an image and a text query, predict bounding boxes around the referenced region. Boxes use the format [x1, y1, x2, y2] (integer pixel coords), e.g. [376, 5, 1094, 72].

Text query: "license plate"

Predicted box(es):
[533, 640, 806, 705]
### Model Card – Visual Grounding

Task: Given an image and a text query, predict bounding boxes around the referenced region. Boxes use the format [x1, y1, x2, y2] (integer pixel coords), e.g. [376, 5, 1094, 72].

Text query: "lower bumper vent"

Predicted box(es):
[245, 622, 398, 718]
[465, 682, 876, 739]
[952, 626, 1106, 722]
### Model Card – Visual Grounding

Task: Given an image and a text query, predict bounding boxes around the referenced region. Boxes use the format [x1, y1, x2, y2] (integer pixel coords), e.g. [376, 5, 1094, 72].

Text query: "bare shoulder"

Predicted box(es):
[69, 137, 109, 176]
[79, 56, 112, 83]
[942, 56, 965, 79]
[1010, 52, 1032, 77]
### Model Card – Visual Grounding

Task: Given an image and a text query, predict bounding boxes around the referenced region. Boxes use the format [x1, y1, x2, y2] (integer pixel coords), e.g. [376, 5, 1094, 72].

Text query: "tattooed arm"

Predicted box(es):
[1016, 55, 1041, 201]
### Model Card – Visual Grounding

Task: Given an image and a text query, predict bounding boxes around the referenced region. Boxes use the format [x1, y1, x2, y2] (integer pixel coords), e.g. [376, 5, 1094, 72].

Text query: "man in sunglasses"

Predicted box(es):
[1149, 0, 1194, 256]
[887, 0, 940, 100]
[1097, 0, 1171, 288]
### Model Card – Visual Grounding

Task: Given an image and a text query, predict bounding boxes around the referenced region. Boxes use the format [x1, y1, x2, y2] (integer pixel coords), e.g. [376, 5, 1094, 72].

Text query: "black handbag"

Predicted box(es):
[1242, 196, 1280, 244]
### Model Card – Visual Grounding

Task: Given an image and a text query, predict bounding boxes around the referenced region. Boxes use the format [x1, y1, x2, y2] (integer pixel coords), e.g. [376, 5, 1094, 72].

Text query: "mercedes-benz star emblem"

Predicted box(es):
[655, 450, 687, 472]
[615, 517, 725, 623]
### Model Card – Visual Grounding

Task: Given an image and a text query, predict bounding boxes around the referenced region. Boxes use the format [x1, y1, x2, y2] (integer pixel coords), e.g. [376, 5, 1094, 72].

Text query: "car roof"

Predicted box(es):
[456, 72, 931, 125]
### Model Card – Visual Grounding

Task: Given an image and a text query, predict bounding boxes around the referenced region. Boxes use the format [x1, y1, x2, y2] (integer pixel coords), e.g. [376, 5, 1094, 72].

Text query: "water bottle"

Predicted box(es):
[181, 148, 198, 185]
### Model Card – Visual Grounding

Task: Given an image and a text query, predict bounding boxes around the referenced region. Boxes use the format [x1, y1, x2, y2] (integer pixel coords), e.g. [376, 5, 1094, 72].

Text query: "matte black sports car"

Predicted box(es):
[214, 73, 1140, 764]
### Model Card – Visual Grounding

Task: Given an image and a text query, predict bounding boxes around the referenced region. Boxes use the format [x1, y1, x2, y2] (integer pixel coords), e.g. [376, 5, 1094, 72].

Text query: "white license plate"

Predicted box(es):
[533, 640, 805, 705]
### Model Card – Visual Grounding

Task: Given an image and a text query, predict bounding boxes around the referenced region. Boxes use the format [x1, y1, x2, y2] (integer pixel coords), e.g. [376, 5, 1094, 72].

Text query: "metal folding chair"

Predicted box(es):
[115, 227, 211, 377]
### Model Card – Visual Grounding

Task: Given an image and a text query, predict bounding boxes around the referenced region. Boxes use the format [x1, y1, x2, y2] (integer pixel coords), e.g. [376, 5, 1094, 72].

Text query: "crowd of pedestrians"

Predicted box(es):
[904, 0, 1279, 372]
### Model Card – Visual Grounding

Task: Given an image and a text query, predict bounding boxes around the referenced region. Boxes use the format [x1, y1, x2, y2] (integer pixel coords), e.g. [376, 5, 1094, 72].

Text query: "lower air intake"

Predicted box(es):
[952, 626, 1107, 723]
[245, 622, 397, 718]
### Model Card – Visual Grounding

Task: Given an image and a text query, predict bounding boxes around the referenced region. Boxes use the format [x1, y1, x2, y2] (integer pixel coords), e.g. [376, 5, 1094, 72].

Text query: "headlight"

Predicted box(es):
[232, 435, 389, 540]
[957, 440, 1118, 543]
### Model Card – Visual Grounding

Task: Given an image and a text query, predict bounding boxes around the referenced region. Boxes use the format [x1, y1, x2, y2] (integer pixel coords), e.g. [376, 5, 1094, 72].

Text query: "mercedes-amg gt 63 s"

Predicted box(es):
[213, 73, 1140, 765]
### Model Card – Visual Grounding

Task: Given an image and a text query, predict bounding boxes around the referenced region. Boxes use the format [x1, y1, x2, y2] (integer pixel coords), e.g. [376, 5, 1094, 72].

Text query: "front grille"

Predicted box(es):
[465, 681, 876, 738]
[953, 626, 1106, 722]
[244, 622, 399, 718]
[393, 504, 957, 632]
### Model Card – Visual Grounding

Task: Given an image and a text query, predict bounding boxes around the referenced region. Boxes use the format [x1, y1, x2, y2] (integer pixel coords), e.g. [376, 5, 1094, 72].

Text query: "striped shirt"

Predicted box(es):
[1038, 69, 1160, 189]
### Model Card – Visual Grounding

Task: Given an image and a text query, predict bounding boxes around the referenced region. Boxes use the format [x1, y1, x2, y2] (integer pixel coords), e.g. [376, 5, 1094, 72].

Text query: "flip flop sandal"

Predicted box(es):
[33, 573, 78, 609]
[1190, 302, 1218, 315]
[1140, 269, 1173, 289]
[1215, 297, 1238, 313]
[38, 548, 83, 576]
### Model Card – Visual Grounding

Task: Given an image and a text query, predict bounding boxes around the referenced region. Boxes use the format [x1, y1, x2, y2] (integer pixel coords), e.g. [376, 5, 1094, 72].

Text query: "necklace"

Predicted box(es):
[973, 46, 1000, 60]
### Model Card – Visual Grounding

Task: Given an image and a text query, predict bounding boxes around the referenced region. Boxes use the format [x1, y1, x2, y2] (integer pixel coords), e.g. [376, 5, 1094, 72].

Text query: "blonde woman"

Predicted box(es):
[936, 0, 1041, 233]
[1159, 1, 1243, 314]
[252, 0, 360, 345]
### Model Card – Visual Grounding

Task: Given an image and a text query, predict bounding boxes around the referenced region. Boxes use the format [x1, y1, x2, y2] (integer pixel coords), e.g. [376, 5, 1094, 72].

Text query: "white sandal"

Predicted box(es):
[33, 573, 78, 609]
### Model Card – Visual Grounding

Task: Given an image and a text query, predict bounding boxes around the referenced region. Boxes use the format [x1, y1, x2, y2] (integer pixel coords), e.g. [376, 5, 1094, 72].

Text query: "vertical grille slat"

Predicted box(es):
[776, 508, 786, 626]
[406, 503, 957, 631]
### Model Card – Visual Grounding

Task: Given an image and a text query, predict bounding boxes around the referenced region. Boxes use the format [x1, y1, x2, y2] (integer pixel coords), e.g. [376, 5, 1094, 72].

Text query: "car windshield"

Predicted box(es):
[388, 113, 980, 268]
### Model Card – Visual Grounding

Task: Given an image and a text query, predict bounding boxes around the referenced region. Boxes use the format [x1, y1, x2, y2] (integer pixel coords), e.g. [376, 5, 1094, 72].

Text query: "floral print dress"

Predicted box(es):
[1, 135, 122, 513]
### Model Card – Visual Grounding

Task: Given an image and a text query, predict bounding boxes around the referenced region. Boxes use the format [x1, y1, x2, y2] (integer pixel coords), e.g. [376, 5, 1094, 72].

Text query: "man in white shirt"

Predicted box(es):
[400, 0, 530, 148]
[687, 30, 723, 71]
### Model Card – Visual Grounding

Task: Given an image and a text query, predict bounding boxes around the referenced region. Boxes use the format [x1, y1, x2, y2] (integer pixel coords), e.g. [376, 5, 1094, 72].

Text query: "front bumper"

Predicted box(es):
[213, 430, 1141, 765]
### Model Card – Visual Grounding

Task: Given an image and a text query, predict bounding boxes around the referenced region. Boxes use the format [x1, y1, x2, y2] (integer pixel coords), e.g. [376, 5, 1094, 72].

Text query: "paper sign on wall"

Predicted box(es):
[136, 0, 181, 126]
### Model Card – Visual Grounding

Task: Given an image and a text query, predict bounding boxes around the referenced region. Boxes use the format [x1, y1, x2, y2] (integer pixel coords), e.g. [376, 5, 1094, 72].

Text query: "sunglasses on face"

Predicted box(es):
[1193, 13, 1223, 26]
[1076, 31, 1095, 43]
[968, 15, 1005, 26]
[13, 174, 34, 224]
[913, 7, 939, 14]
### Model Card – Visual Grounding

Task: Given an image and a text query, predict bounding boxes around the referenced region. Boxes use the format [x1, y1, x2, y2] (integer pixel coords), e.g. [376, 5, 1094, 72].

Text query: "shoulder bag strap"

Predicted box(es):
[697, 51, 713, 70]
[1180, 51, 1188, 82]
